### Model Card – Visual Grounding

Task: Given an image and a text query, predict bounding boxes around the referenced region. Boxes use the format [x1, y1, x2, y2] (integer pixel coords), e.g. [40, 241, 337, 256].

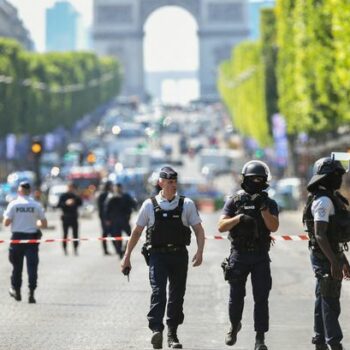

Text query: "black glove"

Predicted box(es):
[253, 192, 269, 211]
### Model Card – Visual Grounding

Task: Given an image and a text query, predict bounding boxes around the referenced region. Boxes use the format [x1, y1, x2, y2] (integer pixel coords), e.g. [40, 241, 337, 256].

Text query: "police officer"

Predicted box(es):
[121, 166, 205, 349]
[218, 161, 279, 350]
[97, 180, 113, 255]
[303, 157, 350, 350]
[2, 181, 47, 303]
[105, 183, 137, 258]
[57, 182, 82, 255]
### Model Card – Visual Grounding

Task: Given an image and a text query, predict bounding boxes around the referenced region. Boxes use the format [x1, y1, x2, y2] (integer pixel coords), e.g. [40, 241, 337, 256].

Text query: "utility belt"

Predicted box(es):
[149, 245, 187, 253]
[232, 247, 263, 253]
[11, 231, 42, 243]
[141, 244, 186, 266]
[308, 238, 346, 256]
[310, 245, 344, 260]
[231, 240, 268, 253]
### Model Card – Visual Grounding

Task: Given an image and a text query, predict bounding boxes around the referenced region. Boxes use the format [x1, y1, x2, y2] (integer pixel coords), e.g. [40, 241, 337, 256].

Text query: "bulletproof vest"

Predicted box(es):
[303, 190, 350, 251]
[228, 192, 271, 252]
[146, 196, 191, 247]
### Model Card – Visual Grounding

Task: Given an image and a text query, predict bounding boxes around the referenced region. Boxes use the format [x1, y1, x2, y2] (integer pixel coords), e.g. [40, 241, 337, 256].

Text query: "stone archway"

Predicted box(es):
[93, 0, 250, 100]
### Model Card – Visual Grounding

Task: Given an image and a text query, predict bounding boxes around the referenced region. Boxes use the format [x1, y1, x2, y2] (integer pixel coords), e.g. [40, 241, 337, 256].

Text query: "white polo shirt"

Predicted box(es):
[4, 195, 46, 233]
[136, 192, 202, 228]
[311, 196, 335, 222]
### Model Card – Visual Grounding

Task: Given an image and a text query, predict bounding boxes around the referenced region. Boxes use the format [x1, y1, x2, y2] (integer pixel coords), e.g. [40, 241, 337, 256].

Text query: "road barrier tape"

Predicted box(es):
[0, 234, 310, 244]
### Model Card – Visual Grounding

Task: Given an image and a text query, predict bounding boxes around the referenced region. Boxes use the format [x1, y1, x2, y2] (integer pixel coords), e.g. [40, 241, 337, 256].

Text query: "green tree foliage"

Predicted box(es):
[0, 38, 122, 136]
[218, 41, 271, 146]
[325, 1, 350, 122]
[261, 8, 278, 133]
[276, 0, 349, 134]
[218, 8, 278, 147]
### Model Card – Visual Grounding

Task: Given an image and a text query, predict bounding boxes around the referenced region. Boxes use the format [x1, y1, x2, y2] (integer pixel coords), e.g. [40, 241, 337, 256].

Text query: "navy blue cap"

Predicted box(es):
[159, 166, 177, 180]
[19, 181, 31, 189]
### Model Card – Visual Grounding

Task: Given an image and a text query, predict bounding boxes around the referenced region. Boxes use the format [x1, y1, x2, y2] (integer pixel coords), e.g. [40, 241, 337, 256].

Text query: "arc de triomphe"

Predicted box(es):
[93, 0, 250, 100]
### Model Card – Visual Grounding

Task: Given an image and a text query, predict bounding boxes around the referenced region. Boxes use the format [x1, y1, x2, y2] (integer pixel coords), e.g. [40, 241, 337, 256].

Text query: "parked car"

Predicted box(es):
[270, 177, 301, 211]
[47, 184, 68, 209]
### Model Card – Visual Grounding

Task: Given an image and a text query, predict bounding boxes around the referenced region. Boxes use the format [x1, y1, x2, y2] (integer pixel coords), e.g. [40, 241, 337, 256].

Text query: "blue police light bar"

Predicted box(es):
[331, 152, 350, 172]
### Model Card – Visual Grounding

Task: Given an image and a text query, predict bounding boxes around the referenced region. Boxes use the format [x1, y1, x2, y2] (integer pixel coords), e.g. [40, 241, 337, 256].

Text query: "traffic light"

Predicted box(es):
[86, 152, 96, 164]
[30, 137, 43, 188]
[31, 138, 43, 157]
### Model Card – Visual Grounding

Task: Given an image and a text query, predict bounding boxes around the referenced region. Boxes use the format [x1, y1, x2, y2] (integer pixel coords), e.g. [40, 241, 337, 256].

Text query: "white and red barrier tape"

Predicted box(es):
[0, 235, 310, 244]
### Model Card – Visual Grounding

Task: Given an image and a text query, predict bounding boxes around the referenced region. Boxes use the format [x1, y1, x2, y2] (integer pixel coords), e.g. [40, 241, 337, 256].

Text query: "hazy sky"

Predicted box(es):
[7, 1, 198, 71]
[8, 0, 93, 51]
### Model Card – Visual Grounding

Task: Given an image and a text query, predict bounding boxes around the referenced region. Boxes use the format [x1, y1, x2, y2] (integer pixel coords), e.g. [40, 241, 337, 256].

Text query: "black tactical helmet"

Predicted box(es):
[307, 156, 345, 190]
[241, 160, 270, 180]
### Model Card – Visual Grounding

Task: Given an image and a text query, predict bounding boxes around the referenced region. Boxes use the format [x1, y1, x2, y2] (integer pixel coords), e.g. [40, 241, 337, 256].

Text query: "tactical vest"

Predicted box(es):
[228, 192, 271, 252]
[146, 196, 191, 247]
[303, 190, 350, 251]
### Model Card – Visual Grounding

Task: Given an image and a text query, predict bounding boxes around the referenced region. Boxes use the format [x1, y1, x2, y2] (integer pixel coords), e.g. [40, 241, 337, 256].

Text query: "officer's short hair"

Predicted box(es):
[159, 166, 177, 180]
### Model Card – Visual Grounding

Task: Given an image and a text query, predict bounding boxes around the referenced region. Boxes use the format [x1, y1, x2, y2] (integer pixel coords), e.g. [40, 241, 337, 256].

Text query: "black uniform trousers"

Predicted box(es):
[147, 249, 188, 332]
[311, 252, 344, 346]
[100, 219, 109, 253]
[228, 251, 272, 332]
[108, 218, 131, 258]
[9, 232, 39, 291]
[62, 217, 79, 250]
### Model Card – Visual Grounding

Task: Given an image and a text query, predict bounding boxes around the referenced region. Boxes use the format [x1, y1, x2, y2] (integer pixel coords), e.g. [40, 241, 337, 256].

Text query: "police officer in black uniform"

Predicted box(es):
[303, 157, 350, 350]
[57, 182, 82, 255]
[97, 180, 113, 255]
[121, 166, 205, 349]
[218, 161, 279, 350]
[105, 183, 137, 258]
[3, 181, 47, 303]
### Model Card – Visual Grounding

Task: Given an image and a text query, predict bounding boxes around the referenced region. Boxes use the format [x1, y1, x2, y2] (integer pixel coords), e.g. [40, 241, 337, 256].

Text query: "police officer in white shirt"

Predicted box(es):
[303, 157, 350, 350]
[121, 166, 205, 349]
[3, 181, 47, 303]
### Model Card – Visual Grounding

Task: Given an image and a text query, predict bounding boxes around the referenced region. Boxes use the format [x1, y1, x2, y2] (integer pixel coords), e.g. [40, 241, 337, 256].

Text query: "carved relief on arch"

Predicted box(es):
[207, 2, 244, 23]
[140, 0, 200, 26]
[96, 4, 133, 24]
[107, 45, 125, 58]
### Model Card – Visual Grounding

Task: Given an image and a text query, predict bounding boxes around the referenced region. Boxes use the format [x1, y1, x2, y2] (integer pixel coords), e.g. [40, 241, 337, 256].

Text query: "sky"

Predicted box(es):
[7, 1, 198, 71]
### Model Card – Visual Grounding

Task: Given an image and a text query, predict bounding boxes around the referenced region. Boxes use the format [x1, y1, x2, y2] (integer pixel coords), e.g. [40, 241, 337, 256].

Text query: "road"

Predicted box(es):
[0, 207, 349, 350]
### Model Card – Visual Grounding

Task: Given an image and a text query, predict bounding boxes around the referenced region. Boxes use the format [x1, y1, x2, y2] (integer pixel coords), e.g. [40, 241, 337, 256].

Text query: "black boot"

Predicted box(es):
[167, 327, 182, 349]
[225, 322, 242, 346]
[28, 289, 36, 304]
[151, 330, 163, 349]
[9, 286, 21, 301]
[255, 332, 268, 350]
[315, 344, 329, 350]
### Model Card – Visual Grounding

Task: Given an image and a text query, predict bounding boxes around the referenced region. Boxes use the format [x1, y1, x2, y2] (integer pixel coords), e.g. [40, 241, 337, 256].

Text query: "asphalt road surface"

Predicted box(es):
[0, 207, 349, 350]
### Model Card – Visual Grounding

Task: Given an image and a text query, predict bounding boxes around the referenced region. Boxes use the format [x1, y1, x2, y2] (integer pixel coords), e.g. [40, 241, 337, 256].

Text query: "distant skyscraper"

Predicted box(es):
[249, 0, 275, 40]
[46, 1, 79, 51]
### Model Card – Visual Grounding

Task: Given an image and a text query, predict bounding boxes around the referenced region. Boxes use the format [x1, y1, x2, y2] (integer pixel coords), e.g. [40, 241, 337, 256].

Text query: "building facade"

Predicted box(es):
[0, 0, 33, 50]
